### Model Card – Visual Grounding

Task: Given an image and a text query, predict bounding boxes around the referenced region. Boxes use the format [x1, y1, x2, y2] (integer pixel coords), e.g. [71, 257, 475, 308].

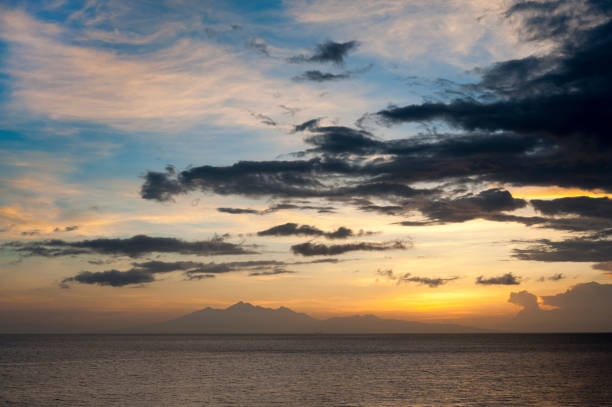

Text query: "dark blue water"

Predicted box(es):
[1, 334, 611, 406]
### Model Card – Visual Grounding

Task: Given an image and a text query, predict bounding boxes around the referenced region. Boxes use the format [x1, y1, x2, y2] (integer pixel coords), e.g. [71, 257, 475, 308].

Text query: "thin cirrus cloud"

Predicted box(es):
[217, 202, 336, 215]
[2, 235, 254, 258]
[248, 269, 296, 277]
[285, 0, 538, 68]
[257, 223, 367, 239]
[376, 269, 458, 288]
[0, 10, 370, 133]
[61, 259, 335, 287]
[291, 240, 409, 256]
[53, 226, 79, 233]
[538, 273, 565, 282]
[293, 70, 351, 82]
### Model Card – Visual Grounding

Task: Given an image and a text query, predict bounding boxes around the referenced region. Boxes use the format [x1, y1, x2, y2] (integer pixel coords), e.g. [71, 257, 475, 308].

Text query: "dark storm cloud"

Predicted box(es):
[140, 0, 612, 236]
[485, 213, 612, 232]
[531, 196, 612, 218]
[142, 129, 545, 204]
[476, 273, 521, 285]
[371, 0, 612, 191]
[302, 126, 382, 155]
[62, 269, 154, 287]
[376, 269, 458, 288]
[294, 70, 351, 82]
[416, 189, 527, 224]
[140, 158, 432, 202]
[141, 159, 327, 201]
[513, 236, 612, 262]
[2, 234, 254, 258]
[141, 129, 568, 205]
[291, 240, 408, 256]
[503, 190, 612, 230]
[257, 223, 357, 239]
[61, 260, 219, 287]
[396, 189, 546, 227]
[377, 95, 610, 147]
[377, 1, 612, 136]
[376, 11, 612, 151]
[140, 165, 183, 202]
[288, 40, 359, 65]
[303, 128, 546, 158]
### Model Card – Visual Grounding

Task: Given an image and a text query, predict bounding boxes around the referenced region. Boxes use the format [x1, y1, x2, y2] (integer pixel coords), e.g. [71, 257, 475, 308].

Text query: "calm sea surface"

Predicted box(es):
[1, 334, 611, 406]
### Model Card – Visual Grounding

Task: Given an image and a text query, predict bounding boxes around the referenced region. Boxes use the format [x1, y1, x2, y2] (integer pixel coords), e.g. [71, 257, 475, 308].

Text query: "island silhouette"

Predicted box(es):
[137, 301, 488, 334]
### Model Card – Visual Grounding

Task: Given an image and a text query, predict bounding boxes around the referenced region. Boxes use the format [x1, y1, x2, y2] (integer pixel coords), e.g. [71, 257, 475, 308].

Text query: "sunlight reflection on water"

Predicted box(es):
[1, 334, 611, 406]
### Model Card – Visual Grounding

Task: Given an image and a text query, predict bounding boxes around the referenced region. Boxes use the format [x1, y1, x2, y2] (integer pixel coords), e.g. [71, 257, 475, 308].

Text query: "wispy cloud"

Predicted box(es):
[0, 9, 370, 133]
[476, 273, 521, 285]
[258, 222, 371, 239]
[3, 234, 254, 258]
[61, 258, 329, 287]
[376, 269, 458, 288]
[286, 0, 538, 68]
[291, 240, 409, 256]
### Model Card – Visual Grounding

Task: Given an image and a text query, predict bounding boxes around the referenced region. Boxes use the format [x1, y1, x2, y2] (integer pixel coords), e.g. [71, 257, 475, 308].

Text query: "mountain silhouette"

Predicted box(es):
[138, 302, 488, 333]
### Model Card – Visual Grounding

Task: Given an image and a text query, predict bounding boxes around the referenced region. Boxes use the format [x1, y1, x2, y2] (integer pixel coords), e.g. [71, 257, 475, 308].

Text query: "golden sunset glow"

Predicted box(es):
[1, 0, 611, 336]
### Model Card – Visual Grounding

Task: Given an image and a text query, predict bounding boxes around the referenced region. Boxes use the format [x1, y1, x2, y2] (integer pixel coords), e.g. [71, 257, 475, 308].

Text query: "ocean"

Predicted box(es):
[1, 334, 611, 406]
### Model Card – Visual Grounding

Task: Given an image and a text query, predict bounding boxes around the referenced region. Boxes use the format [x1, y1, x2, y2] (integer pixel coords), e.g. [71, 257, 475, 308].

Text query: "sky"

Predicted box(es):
[1, 0, 612, 332]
